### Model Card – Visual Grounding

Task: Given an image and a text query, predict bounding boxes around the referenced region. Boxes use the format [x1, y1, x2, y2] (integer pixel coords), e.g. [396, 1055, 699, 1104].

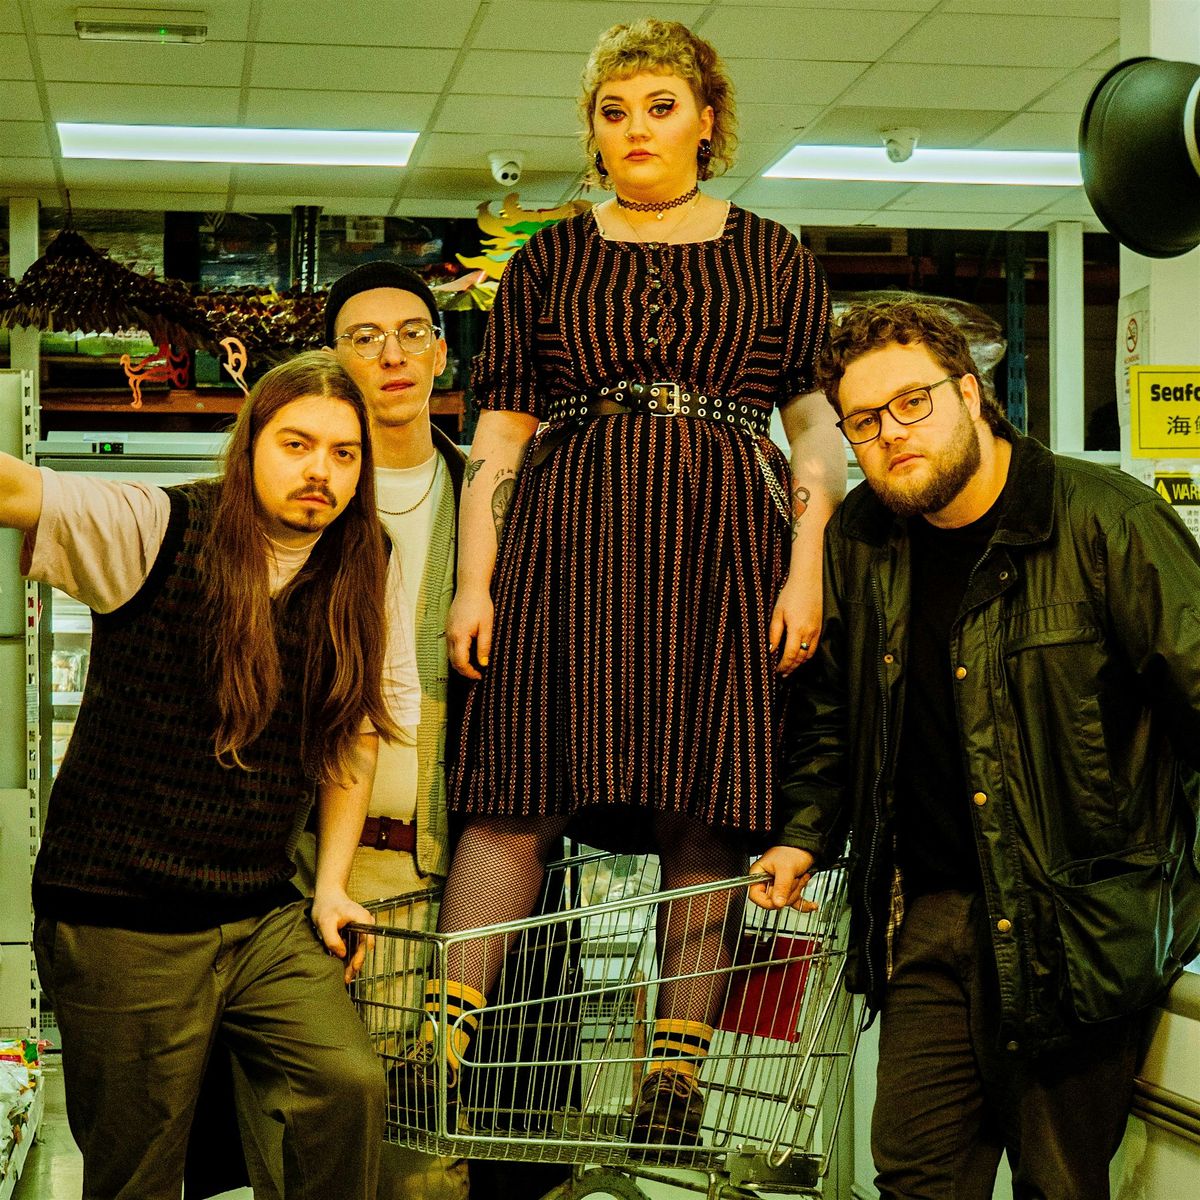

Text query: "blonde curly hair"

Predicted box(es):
[579, 18, 737, 188]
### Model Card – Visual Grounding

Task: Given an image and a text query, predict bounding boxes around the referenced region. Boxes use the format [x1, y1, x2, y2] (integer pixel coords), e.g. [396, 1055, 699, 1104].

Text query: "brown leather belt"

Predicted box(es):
[359, 815, 416, 852]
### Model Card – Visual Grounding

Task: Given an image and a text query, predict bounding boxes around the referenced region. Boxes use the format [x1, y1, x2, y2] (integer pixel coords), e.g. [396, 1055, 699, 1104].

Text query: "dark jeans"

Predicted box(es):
[872, 890, 1144, 1200]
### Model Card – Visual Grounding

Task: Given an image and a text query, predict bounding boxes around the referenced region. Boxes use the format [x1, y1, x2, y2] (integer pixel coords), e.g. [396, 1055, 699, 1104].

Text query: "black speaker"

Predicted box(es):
[1079, 56, 1200, 258]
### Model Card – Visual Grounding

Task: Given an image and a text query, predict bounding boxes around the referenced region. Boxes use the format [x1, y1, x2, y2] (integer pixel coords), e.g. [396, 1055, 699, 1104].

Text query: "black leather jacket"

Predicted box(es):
[778, 431, 1200, 1051]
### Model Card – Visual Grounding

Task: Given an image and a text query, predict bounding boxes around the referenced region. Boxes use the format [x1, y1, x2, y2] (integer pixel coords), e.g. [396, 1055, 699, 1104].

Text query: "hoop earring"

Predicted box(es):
[594, 151, 607, 179]
[697, 138, 713, 179]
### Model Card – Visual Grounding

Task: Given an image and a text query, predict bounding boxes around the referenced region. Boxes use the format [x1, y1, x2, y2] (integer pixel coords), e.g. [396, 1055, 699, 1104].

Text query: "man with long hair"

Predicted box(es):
[755, 300, 1200, 1199]
[1, 351, 419, 1200]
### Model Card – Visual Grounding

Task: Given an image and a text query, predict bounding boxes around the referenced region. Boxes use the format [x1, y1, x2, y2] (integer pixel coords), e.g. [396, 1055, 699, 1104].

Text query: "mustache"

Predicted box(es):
[287, 484, 337, 508]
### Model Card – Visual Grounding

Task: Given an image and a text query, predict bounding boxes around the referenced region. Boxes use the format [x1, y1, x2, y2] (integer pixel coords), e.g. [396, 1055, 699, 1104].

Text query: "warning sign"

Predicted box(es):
[1155, 472, 1200, 541]
[1130, 366, 1200, 458]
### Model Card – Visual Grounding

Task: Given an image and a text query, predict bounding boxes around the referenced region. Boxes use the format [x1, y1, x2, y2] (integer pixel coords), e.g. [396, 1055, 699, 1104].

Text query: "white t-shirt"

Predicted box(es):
[366, 453, 449, 826]
[24, 468, 421, 728]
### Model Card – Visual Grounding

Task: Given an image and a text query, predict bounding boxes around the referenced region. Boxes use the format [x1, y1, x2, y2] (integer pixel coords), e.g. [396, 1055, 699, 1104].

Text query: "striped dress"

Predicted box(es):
[450, 204, 830, 850]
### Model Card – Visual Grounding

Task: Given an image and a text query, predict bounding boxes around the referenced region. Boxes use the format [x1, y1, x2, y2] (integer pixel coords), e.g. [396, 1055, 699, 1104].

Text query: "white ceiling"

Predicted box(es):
[0, 0, 1121, 232]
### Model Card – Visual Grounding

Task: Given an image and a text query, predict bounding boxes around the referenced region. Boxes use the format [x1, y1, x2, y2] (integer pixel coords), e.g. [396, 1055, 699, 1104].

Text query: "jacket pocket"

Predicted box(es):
[1050, 848, 1172, 1023]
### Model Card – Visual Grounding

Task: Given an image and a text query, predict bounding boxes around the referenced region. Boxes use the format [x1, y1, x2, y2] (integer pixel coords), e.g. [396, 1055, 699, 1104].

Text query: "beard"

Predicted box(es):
[869, 403, 982, 518]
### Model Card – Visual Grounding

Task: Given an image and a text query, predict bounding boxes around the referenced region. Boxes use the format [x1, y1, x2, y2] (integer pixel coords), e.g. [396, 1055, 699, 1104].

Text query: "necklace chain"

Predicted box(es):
[616, 184, 699, 220]
[378, 456, 441, 516]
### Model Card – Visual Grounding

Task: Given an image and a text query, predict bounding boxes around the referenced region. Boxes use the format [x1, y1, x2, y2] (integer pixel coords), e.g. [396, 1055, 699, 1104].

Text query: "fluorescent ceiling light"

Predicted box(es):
[74, 7, 207, 43]
[764, 145, 1082, 187]
[57, 123, 418, 167]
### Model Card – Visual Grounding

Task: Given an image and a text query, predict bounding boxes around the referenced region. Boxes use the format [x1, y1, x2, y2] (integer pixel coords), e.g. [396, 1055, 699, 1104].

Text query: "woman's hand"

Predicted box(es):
[312, 888, 375, 983]
[769, 568, 822, 675]
[748, 846, 817, 911]
[447, 588, 494, 681]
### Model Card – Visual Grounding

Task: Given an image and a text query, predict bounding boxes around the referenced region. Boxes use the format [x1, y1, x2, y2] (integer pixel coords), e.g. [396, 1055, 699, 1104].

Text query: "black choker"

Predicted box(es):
[616, 185, 699, 218]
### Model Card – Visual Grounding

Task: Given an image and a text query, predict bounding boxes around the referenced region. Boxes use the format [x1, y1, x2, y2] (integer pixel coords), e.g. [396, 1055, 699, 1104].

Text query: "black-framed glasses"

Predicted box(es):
[836, 376, 959, 445]
[336, 320, 442, 359]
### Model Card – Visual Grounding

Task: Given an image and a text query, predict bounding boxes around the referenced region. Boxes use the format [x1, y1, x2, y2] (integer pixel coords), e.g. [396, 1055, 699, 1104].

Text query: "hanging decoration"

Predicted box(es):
[120, 342, 191, 408]
[457, 193, 592, 284]
[219, 336, 250, 394]
[3, 229, 208, 347]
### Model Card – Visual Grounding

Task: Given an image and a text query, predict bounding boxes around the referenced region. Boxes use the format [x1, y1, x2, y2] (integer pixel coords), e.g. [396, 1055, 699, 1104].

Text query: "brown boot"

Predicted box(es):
[630, 1067, 705, 1149]
[387, 1043, 457, 1134]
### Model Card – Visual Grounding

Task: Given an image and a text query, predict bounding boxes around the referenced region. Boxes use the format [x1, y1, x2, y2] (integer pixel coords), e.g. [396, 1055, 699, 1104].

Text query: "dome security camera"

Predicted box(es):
[881, 127, 920, 164]
[489, 152, 524, 186]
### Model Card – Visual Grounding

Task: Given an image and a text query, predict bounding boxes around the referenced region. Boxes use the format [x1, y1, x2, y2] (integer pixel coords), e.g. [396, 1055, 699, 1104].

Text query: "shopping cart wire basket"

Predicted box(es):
[348, 850, 861, 1196]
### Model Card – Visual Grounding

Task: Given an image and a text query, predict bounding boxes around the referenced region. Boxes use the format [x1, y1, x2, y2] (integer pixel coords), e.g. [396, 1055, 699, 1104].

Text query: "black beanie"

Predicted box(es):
[323, 261, 440, 347]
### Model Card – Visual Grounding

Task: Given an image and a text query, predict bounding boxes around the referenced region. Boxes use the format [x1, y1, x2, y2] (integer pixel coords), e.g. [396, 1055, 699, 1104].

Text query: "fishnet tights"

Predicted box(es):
[436, 813, 747, 1029]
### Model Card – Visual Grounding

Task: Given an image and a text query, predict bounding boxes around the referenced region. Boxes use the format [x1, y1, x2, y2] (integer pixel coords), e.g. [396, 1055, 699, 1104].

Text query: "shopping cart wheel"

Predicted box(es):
[537, 1166, 652, 1200]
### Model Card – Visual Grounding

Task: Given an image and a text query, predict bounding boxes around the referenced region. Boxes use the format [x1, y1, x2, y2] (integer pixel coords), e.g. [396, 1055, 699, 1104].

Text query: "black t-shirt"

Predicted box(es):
[893, 483, 1008, 896]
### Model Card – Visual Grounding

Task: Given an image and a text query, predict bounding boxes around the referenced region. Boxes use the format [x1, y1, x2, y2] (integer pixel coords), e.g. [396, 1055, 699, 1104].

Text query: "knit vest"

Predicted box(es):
[33, 481, 321, 929]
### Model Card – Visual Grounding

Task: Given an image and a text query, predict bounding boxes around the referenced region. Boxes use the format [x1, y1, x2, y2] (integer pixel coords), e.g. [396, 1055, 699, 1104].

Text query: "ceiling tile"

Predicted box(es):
[0, 78, 39, 111]
[38, 34, 245, 86]
[249, 43, 456, 91]
[0, 31, 32, 76]
[737, 103, 825, 138]
[242, 90, 437, 130]
[46, 81, 242, 124]
[885, 13, 1116, 67]
[398, 166, 578, 204]
[62, 160, 234, 190]
[736, 177, 912, 210]
[73, 189, 234, 211]
[1029, 69, 1109, 115]
[230, 164, 405, 197]
[703, 6, 925, 61]
[415, 132, 584, 173]
[0, 157, 58, 188]
[452, 50, 583, 98]
[470, 2, 709, 52]
[0, 120, 50, 156]
[0, 2, 23, 35]
[943, 0, 1119, 16]
[254, 0, 482, 48]
[884, 183, 1078, 214]
[726, 59, 867, 107]
[797, 105, 1010, 149]
[842, 63, 1063, 111]
[435, 93, 576, 137]
[977, 112, 1082, 150]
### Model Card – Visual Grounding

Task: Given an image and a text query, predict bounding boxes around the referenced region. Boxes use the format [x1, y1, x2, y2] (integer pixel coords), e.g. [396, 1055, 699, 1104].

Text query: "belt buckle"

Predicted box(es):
[374, 815, 392, 850]
[649, 381, 681, 415]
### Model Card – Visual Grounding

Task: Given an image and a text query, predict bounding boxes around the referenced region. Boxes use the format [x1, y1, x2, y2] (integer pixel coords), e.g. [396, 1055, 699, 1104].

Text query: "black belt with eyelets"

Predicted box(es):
[532, 381, 769, 468]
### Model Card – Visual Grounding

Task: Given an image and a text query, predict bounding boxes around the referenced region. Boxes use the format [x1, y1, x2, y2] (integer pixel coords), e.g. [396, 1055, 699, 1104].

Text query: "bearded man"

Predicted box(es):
[751, 300, 1200, 1200]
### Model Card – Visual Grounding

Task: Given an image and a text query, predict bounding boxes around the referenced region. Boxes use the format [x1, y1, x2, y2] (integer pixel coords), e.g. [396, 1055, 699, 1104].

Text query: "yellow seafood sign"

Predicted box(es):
[1130, 365, 1200, 458]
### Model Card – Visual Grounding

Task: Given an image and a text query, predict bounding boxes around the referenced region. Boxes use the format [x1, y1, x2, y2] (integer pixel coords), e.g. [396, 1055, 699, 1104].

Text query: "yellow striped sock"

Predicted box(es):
[648, 1019, 713, 1079]
[422, 979, 486, 1072]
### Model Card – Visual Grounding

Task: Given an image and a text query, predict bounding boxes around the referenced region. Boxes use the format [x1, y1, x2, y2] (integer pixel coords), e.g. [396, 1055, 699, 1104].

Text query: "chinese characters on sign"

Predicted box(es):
[1129, 366, 1200, 459]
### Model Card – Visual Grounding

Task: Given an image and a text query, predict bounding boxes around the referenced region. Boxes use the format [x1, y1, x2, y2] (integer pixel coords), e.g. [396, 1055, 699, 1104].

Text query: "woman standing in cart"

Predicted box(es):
[428, 16, 843, 1148]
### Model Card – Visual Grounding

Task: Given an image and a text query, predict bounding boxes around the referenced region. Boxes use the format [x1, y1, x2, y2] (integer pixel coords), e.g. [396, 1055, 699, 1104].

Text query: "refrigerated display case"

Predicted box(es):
[32, 430, 226, 836]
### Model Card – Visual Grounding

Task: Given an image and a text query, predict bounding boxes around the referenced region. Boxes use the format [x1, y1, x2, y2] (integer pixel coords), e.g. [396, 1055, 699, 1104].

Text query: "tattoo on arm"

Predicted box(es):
[491, 470, 517, 544]
[790, 484, 811, 540]
[464, 457, 485, 486]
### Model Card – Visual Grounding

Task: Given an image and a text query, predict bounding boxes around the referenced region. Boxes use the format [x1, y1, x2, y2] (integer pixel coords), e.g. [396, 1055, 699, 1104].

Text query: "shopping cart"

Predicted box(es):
[348, 850, 861, 1199]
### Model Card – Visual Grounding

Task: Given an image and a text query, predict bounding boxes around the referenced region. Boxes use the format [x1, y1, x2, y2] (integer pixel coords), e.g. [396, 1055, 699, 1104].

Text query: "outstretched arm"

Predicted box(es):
[0, 450, 43, 533]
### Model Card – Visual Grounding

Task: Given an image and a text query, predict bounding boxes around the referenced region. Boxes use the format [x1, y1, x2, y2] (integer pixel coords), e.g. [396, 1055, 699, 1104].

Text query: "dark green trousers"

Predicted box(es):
[35, 899, 384, 1200]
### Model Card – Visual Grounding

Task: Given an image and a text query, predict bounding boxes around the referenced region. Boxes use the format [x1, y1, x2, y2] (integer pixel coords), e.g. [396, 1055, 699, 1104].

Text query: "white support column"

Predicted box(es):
[8, 198, 40, 412]
[1049, 221, 1086, 453]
